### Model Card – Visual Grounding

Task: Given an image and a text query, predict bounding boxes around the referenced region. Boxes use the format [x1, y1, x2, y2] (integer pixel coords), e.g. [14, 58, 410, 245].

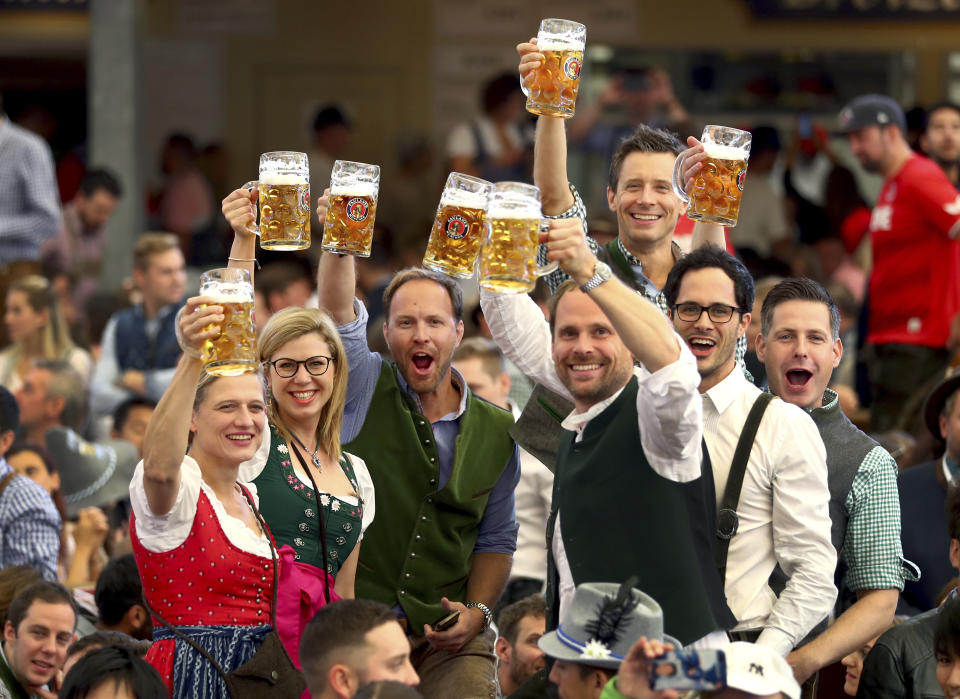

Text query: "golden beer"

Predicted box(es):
[258, 176, 310, 251]
[688, 146, 749, 227]
[423, 176, 489, 278]
[525, 46, 583, 118]
[322, 190, 378, 257]
[479, 217, 542, 294]
[201, 299, 258, 376]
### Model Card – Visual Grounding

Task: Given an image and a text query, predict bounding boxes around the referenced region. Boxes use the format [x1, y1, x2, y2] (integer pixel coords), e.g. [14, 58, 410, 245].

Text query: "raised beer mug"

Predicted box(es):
[422, 172, 491, 279]
[672, 125, 752, 227]
[479, 182, 558, 294]
[322, 160, 380, 257]
[199, 268, 258, 377]
[243, 151, 311, 251]
[522, 18, 586, 119]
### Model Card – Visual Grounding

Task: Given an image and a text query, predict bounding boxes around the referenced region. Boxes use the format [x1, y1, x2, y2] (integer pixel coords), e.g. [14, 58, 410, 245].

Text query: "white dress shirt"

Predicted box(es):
[480, 288, 703, 619]
[702, 366, 837, 655]
[508, 403, 554, 583]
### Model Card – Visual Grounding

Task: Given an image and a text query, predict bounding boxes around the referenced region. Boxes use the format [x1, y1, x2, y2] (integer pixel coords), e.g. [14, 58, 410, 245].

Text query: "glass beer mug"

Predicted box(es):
[243, 151, 311, 251]
[479, 182, 558, 294]
[198, 268, 258, 376]
[322, 160, 380, 257]
[422, 173, 491, 279]
[522, 18, 586, 119]
[672, 126, 752, 227]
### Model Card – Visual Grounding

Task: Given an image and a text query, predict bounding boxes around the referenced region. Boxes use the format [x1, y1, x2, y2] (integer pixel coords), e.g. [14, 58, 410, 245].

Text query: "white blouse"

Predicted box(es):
[130, 457, 272, 558]
[238, 428, 376, 536]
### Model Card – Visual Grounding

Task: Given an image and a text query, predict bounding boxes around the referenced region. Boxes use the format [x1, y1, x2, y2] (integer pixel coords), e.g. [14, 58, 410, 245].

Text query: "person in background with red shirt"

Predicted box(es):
[838, 94, 960, 432]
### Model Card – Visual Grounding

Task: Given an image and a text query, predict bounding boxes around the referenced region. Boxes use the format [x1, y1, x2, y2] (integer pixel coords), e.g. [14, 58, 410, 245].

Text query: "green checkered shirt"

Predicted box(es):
[821, 390, 919, 591]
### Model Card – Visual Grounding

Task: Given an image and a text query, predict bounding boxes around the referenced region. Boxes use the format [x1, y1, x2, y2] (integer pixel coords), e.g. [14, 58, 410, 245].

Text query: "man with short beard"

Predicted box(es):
[662, 246, 836, 656]
[837, 93, 960, 432]
[482, 218, 733, 648]
[316, 242, 520, 698]
[921, 102, 960, 189]
[494, 595, 546, 697]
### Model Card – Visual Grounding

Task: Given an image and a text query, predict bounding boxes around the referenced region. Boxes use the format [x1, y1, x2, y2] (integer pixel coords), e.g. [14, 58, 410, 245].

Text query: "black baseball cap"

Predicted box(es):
[836, 94, 906, 135]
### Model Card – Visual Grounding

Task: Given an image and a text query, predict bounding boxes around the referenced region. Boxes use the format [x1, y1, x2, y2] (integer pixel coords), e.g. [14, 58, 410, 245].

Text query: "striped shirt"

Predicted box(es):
[0, 116, 61, 264]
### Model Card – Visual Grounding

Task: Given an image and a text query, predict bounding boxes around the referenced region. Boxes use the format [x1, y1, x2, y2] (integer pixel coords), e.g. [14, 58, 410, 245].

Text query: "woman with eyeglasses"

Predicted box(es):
[238, 306, 374, 602]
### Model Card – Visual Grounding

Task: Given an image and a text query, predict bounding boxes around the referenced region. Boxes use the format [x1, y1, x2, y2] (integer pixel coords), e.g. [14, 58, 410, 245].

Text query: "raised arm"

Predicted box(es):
[545, 219, 679, 372]
[314, 189, 359, 325]
[518, 39, 576, 216]
[141, 297, 222, 516]
[221, 187, 258, 279]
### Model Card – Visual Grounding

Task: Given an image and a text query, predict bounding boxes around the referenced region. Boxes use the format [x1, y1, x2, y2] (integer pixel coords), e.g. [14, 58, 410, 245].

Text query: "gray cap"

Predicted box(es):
[46, 427, 139, 517]
[538, 580, 681, 669]
[837, 94, 906, 134]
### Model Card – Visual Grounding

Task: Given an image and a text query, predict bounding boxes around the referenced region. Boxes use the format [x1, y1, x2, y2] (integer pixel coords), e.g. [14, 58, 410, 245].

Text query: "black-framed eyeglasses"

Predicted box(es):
[672, 302, 743, 324]
[266, 355, 334, 378]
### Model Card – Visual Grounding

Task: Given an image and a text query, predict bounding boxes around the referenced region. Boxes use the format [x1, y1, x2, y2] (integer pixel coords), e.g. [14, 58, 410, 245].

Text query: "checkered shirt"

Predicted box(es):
[0, 459, 60, 581]
[0, 116, 61, 264]
[538, 183, 748, 368]
[824, 391, 919, 591]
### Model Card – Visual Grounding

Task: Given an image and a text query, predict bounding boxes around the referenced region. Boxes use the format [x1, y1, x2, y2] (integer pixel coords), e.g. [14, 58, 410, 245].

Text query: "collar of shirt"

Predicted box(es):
[560, 381, 630, 439]
[395, 365, 468, 422]
[702, 364, 751, 415]
[944, 453, 960, 488]
[617, 238, 683, 303]
[0, 458, 11, 479]
[804, 388, 839, 417]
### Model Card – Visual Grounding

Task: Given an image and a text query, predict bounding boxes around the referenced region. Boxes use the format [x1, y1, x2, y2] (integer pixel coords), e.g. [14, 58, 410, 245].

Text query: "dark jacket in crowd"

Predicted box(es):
[856, 606, 940, 699]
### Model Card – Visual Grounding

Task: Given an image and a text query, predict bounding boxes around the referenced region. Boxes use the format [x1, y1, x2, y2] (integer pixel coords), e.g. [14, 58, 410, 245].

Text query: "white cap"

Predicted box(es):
[724, 643, 800, 699]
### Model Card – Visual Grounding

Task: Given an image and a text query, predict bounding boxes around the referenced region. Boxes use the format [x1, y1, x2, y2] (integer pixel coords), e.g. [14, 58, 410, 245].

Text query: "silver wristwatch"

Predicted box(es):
[465, 602, 493, 631]
[579, 261, 613, 293]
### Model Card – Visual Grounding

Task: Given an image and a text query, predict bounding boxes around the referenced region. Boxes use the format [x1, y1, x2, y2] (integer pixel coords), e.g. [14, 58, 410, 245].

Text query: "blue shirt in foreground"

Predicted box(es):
[0, 458, 60, 581]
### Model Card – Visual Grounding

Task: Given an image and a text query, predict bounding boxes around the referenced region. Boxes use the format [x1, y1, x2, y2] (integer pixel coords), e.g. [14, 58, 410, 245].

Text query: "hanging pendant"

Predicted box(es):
[312, 453, 323, 471]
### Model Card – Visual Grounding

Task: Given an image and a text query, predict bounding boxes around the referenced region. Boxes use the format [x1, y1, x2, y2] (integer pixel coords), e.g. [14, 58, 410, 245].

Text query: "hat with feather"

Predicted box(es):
[538, 578, 681, 669]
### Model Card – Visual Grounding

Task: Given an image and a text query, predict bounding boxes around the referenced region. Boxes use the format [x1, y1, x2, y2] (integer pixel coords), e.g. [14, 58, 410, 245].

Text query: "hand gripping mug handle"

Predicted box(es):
[242, 181, 261, 237]
[671, 153, 692, 205]
[536, 219, 558, 277]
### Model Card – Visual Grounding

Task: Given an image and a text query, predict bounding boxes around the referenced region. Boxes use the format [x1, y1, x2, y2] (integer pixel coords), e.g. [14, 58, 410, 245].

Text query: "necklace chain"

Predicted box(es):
[291, 434, 323, 472]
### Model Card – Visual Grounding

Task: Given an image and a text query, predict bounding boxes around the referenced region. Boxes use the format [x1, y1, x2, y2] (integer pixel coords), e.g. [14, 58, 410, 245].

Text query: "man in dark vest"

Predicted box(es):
[90, 232, 186, 422]
[756, 278, 915, 686]
[511, 39, 734, 470]
[899, 366, 960, 615]
[482, 217, 733, 648]
[316, 249, 520, 698]
[663, 247, 837, 656]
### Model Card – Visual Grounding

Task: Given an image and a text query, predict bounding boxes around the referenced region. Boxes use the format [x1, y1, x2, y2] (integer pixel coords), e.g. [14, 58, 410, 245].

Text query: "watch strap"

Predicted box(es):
[465, 601, 492, 631]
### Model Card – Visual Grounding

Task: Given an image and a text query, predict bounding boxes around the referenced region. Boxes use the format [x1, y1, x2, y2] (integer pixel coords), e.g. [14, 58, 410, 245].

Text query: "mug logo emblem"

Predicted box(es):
[737, 170, 746, 192]
[445, 215, 469, 240]
[564, 56, 581, 80]
[346, 198, 369, 222]
[301, 189, 311, 209]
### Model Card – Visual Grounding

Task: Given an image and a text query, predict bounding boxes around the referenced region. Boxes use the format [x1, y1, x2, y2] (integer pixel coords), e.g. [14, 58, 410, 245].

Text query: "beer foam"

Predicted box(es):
[441, 188, 488, 209]
[259, 172, 307, 185]
[331, 183, 378, 198]
[537, 35, 583, 51]
[487, 201, 540, 219]
[202, 285, 252, 303]
[702, 143, 749, 161]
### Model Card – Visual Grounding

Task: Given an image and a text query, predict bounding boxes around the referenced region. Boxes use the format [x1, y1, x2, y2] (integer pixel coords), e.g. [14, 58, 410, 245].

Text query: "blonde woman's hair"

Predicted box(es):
[9, 275, 75, 359]
[257, 307, 348, 460]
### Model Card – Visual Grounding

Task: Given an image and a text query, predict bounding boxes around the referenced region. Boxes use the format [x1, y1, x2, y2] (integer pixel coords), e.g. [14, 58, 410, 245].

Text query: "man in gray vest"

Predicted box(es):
[662, 247, 836, 656]
[482, 218, 733, 648]
[316, 244, 520, 698]
[755, 278, 915, 684]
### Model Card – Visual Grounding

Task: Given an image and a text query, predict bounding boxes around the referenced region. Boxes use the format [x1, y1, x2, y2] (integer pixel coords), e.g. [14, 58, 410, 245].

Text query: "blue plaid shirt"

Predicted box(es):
[0, 458, 60, 581]
[0, 115, 61, 264]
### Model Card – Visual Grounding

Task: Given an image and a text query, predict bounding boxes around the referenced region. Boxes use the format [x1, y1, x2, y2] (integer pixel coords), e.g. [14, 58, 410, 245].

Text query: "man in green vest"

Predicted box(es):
[756, 278, 915, 687]
[1, 581, 77, 699]
[316, 247, 520, 698]
[481, 217, 733, 648]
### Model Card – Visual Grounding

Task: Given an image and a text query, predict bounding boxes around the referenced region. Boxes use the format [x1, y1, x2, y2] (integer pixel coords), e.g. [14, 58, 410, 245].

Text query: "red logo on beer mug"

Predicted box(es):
[736, 170, 746, 192]
[301, 188, 311, 210]
[564, 56, 581, 81]
[444, 215, 469, 240]
[346, 198, 369, 222]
